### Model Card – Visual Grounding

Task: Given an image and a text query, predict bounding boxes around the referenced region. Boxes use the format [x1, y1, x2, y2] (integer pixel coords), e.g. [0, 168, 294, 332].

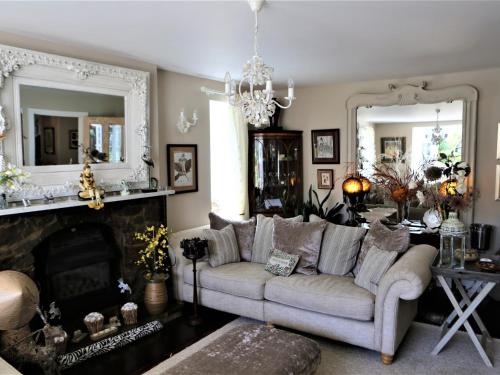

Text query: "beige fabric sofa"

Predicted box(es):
[169, 226, 437, 364]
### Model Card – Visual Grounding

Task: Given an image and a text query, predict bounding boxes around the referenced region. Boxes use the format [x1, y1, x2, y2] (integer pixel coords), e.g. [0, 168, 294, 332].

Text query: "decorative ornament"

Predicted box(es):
[78, 147, 105, 210]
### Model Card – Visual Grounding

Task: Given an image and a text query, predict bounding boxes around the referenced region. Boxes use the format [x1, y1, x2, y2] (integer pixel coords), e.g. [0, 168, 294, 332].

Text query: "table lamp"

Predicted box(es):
[342, 176, 363, 226]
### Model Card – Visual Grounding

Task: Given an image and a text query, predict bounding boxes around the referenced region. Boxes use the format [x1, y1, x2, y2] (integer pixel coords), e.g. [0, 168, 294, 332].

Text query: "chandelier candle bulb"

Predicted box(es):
[288, 78, 294, 98]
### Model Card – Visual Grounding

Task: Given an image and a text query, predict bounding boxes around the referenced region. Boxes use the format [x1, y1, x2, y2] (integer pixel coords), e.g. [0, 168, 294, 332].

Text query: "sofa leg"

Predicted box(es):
[266, 322, 274, 328]
[381, 353, 393, 365]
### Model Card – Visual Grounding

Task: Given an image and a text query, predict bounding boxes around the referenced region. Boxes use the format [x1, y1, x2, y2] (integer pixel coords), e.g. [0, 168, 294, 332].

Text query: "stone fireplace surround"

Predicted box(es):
[0, 194, 168, 312]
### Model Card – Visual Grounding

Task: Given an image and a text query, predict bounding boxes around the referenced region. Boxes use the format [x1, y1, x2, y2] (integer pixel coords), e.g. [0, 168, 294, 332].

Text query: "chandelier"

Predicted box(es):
[201, 0, 295, 127]
[431, 108, 443, 145]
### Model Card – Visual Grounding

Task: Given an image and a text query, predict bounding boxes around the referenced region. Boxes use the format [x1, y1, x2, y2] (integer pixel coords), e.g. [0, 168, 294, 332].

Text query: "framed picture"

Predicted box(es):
[69, 130, 78, 149]
[317, 169, 334, 189]
[43, 127, 55, 154]
[167, 144, 198, 194]
[311, 129, 340, 164]
[381, 137, 406, 162]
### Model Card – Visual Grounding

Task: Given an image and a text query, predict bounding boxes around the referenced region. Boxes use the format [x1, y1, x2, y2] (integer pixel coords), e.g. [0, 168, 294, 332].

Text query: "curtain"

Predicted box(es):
[209, 100, 248, 220]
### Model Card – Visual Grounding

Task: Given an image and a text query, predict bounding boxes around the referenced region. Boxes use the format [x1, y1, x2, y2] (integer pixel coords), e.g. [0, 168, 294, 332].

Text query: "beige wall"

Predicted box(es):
[280, 68, 500, 253]
[157, 70, 223, 232]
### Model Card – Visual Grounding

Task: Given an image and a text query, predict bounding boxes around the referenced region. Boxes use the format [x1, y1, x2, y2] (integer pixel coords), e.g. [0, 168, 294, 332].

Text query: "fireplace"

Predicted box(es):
[34, 223, 121, 320]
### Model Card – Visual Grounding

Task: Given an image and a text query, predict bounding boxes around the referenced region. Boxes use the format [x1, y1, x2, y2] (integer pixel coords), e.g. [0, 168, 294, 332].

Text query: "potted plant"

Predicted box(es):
[134, 224, 171, 315]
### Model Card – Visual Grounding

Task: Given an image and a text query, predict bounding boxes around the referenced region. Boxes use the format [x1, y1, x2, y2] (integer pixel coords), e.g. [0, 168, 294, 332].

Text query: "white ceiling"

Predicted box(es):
[1, 1, 500, 85]
[357, 101, 463, 123]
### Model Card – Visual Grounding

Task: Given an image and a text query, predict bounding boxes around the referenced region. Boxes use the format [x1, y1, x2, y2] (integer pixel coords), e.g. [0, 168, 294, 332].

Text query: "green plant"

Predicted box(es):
[303, 185, 345, 224]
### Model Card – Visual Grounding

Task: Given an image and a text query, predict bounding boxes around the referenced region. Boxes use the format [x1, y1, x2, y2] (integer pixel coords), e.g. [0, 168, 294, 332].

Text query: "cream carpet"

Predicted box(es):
[145, 318, 500, 375]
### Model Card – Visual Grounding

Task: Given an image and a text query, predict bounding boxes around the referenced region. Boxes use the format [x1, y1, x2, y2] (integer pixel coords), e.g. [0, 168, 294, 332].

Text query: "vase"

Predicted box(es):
[440, 211, 466, 233]
[144, 279, 167, 315]
[396, 200, 410, 223]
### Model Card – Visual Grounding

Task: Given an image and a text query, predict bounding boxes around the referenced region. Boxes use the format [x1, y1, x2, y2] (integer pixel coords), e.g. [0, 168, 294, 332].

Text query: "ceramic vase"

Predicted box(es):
[144, 279, 167, 315]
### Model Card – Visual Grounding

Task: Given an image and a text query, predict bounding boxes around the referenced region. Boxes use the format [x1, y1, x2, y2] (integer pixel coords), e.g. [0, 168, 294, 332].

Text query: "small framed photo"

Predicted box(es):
[317, 169, 334, 189]
[167, 144, 198, 194]
[69, 130, 78, 149]
[381, 137, 406, 162]
[311, 129, 340, 164]
[43, 127, 55, 154]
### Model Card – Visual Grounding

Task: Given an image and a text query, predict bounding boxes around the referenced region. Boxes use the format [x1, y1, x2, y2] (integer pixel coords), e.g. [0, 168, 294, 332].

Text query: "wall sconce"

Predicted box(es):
[176, 109, 198, 134]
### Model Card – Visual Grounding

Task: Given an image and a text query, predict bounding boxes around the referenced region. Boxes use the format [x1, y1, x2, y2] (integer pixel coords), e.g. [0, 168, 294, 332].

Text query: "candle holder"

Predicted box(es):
[181, 237, 208, 326]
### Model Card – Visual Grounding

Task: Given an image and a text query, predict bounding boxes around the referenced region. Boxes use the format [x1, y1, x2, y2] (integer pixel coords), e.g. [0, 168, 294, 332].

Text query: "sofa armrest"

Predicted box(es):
[169, 226, 209, 302]
[374, 244, 437, 354]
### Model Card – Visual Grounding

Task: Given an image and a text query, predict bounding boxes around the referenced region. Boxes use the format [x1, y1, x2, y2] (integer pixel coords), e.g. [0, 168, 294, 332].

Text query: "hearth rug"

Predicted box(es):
[57, 320, 163, 370]
[147, 318, 500, 375]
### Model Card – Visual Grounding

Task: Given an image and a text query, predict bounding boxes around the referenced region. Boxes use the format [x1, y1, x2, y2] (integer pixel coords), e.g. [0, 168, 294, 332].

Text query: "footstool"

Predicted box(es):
[167, 324, 321, 375]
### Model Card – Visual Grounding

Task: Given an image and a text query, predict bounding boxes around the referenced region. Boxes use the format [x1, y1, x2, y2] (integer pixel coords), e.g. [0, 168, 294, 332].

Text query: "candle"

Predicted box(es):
[288, 77, 294, 99]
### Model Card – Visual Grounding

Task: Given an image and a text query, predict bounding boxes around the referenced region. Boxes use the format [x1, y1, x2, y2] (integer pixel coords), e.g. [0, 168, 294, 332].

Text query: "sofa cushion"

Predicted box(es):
[272, 216, 327, 275]
[264, 274, 375, 321]
[355, 245, 398, 294]
[310, 214, 367, 276]
[203, 225, 240, 267]
[199, 262, 275, 300]
[251, 214, 303, 264]
[353, 220, 410, 276]
[209, 212, 256, 261]
[265, 249, 300, 277]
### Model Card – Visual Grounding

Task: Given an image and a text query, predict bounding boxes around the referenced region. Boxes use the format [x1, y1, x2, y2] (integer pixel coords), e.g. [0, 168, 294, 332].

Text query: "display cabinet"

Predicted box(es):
[248, 130, 303, 217]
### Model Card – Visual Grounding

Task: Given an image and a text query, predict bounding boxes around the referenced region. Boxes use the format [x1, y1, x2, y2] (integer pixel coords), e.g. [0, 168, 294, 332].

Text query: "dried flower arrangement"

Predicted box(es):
[134, 224, 171, 281]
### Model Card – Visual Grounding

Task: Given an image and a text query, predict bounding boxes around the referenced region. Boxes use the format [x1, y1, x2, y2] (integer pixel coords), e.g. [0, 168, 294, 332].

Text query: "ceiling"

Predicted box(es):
[357, 101, 463, 123]
[1, 1, 500, 86]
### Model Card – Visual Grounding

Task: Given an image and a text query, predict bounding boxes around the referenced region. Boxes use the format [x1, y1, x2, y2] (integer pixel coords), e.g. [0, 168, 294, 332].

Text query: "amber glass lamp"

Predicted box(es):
[439, 179, 458, 196]
[360, 176, 371, 193]
[342, 176, 363, 226]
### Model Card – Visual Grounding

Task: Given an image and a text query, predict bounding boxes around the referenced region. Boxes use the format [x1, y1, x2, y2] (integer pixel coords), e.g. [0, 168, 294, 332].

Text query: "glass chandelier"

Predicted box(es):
[203, 0, 295, 127]
[431, 108, 443, 145]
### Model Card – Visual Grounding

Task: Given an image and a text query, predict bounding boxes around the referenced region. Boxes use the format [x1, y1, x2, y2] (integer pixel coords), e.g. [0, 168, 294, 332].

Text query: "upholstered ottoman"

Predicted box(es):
[166, 324, 321, 375]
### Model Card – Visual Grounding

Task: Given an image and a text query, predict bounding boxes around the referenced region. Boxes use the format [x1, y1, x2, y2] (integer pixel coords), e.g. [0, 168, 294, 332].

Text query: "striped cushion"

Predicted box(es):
[354, 245, 398, 294]
[203, 225, 240, 267]
[310, 216, 366, 275]
[251, 214, 303, 264]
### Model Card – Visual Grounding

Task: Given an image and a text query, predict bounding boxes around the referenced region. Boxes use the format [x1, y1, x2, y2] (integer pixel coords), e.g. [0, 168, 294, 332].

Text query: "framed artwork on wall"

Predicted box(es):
[496, 124, 500, 200]
[381, 137, 406, 162]
[167, 144, 198, 194]
[43, 127, 55, 154]
[317, 169, 334, 189]
[311, 129, 340, 164]
[69, 130, 78, 149]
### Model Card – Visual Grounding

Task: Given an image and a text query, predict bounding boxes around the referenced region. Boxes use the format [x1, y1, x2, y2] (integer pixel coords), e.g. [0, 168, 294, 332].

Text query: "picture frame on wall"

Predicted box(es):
[43, 127, 55, 154]
[311, 129, 340, 164]
[317, 169, 334, 189]
[381, 137, 406, 162]
[167, 144, 198, 194]
[496, 124, 500, 200]
[69, 130, 78, 149]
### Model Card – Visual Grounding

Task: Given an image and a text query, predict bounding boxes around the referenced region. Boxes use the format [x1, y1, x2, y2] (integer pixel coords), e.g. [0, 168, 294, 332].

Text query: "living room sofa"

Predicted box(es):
[169, 225, 437, 364]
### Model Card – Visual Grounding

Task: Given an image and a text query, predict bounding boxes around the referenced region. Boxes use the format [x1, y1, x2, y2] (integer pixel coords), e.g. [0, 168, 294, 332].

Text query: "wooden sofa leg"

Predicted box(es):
[266, 322, 274, 328]
[381, 353, 394, 365]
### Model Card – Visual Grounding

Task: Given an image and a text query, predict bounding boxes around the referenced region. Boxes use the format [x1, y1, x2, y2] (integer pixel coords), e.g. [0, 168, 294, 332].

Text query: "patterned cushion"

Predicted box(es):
[310, 214, 366, 276]
[203, 225, 240, 267]
[354, 245, 398, 294]
[209, 212, 256, 261]
[265, 249, 300, 277]
[353, 220, 410, 276]
[272, 216, 327, 275]
[251, 214, 303, 264]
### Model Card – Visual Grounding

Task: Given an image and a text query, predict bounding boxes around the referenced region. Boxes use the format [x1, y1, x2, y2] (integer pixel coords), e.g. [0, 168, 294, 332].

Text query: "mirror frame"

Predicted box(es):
[346, 82, 478, 224]
[0, 43, 150, 199]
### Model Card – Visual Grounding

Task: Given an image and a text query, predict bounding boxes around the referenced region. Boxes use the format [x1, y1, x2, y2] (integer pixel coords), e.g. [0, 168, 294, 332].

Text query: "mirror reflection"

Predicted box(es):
[357, 101, 463, 208]
[20, 85, 125, 166]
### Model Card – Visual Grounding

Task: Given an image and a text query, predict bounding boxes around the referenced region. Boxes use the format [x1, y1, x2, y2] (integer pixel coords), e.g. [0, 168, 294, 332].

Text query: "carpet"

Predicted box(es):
[145, 318, 500, 375]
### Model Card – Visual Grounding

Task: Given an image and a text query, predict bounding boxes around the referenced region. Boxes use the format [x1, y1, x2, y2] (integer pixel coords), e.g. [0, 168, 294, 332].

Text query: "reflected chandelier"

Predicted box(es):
[431, 108, 443, 145]
[201, 0, 295, 127]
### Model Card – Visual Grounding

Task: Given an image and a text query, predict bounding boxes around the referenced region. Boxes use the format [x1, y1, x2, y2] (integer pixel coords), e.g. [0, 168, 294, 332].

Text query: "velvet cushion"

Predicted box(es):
[272, 216, 327, 275]
[209, 212, 256, 261]
[354, 245, 398, 294]
[203, 225, 240, 267]
[353, 219, 410, 276]
[251, 214, 303, 264]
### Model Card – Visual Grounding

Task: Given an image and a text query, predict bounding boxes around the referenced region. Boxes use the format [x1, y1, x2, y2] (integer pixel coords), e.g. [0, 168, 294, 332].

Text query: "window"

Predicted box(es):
[209, 100, 247, 219]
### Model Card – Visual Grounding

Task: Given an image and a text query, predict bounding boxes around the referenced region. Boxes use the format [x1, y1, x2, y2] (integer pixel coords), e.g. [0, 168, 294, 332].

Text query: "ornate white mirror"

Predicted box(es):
[0, 44, 151, 198]
[347, 83, 478, 224]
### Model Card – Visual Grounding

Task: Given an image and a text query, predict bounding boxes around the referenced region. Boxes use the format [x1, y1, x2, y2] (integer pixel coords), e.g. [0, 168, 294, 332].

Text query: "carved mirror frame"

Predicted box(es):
[346, 82, 478, 224]
[0, 43, 151, 199]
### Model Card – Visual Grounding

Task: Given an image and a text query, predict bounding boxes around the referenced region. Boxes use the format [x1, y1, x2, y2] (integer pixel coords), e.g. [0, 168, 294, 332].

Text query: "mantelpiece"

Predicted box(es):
[0, 43, 152, 198]
[0, 189, 174, 217]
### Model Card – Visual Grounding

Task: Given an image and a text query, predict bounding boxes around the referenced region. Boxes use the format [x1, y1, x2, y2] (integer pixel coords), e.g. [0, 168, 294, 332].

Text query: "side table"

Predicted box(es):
[430, 263, 499, 367]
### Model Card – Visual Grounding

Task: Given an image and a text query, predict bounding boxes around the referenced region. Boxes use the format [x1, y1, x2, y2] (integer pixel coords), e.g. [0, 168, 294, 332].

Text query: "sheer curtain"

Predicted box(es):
[209, 100, 248, 219]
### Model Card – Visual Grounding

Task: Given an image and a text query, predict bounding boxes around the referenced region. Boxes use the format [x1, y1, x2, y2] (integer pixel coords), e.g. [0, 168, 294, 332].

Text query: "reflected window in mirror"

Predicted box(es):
[19, 84, 125, 166]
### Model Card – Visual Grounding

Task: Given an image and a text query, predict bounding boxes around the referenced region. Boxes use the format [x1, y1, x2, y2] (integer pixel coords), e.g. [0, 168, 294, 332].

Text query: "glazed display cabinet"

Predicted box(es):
[248, 129, 303, 217]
